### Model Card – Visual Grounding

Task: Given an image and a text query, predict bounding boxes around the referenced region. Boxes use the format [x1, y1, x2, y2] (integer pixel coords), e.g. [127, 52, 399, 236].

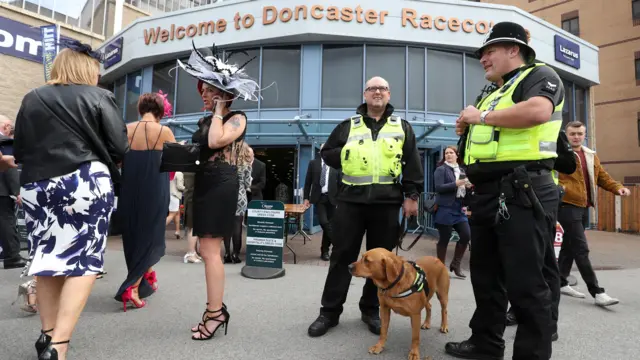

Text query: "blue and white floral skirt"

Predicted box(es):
[21, 161, 115, 277]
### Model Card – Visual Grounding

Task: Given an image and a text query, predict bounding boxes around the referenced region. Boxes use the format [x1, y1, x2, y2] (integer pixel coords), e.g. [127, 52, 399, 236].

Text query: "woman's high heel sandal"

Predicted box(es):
[191, 305, 230, 341]
[144, 270, 158, 291]
[13, 279, 37, 313]
[191, 303, 227, 332]
[38, 340, 70, 360]
[121, 285, 145, 312]
[35, 328, 53, 357]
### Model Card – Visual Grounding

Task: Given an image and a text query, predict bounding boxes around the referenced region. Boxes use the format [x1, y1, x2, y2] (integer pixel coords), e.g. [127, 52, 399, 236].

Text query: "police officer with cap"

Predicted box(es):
[307, 76, 423, 337]
[445, 22, 565, 360]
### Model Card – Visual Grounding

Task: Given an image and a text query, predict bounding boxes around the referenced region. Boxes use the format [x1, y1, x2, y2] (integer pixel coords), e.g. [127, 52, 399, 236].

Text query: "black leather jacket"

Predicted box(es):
[14, 84, 129, 186]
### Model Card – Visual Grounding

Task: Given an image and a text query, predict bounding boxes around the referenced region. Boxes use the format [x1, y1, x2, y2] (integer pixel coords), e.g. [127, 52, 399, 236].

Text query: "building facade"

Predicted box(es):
[481, 0, 640, 183]
[95, 0, 600, 232]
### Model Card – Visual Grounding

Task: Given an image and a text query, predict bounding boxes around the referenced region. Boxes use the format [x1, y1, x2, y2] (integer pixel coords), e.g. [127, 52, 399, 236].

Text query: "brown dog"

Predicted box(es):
[349, 248, 450, 360]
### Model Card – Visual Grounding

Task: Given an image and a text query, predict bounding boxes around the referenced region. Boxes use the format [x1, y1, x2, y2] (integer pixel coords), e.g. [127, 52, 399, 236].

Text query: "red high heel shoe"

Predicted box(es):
[145, 271, 158, 291]
[121, 285, 145, 312]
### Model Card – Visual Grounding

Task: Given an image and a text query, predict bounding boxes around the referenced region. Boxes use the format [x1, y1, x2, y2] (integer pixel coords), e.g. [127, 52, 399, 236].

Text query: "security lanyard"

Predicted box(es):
[485, 70, 523, 112]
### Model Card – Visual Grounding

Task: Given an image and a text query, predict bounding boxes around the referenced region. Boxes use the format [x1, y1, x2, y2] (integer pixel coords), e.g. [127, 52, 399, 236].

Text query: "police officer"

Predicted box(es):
[445, 22, 565, 360]
[307, 76, 423, 337]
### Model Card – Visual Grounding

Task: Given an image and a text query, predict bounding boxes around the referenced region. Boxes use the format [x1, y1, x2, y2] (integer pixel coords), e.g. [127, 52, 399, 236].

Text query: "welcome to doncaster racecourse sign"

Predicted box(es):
[143, 5, 495, 45]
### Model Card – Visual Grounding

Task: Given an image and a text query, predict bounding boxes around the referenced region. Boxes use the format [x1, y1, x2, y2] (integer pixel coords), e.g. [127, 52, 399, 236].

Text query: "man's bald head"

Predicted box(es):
[0, 115, 14, 137]
[365, 76, 389, 89]
[363, 76, 391, 116]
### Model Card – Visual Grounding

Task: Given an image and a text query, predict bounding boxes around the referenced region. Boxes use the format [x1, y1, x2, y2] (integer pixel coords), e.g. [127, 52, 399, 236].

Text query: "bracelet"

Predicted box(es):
[213, 114, 224, 121]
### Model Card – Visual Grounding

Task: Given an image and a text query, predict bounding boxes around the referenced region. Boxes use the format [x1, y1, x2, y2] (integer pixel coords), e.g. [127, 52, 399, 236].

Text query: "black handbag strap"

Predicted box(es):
[396, 215, 423, 254]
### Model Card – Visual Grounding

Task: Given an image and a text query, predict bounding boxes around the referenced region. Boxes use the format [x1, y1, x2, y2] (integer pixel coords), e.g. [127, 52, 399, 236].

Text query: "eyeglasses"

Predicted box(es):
[365, 86, 389, 93]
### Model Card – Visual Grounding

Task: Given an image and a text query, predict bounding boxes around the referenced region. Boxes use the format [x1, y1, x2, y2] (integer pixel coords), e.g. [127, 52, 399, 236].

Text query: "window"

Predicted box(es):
[561, 17, 579, 35]
[126, 70, 143, 123]
[465, 54, 491, 107]
[427, 50, 463, 114]
[408, 47, 425, 110]
[322, 45, 363, 108]
[637, 113, 640, 146]
[636, 57, 640, 83]
[365, 46, 406, 109]
[225, 48, 260, 110]
[562, 80, 574, 127]
[634, 0, 640, 21]
[261, 46, 301, 108]
[561, 11, 580, 36]
[114, 77, 126, 119]
[152, 60, 178, 116]
[175, 58, 204, 115]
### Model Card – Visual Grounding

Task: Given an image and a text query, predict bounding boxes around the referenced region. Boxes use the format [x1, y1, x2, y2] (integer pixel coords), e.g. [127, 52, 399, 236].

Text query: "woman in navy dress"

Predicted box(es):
[14, 42, 129, 360]
[114, 92, 176, 311]
[434, 145, 472, 279]
[177, 42, 261, 341]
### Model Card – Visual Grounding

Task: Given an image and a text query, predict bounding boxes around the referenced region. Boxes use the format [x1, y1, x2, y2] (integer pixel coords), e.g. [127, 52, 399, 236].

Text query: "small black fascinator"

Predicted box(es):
[59, 39, 105, 63]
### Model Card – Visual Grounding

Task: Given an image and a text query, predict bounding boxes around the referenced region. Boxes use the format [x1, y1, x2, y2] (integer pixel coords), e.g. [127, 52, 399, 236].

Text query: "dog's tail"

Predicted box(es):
[434, 258, 451, 303]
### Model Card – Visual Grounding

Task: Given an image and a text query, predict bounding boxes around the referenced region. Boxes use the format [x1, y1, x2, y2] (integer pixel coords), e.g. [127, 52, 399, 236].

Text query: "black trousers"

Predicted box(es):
[0, 197, 20, 261]
[223, 215, 243, 256]
[435, 221, 471, 247]
[557, 204, 604, 297]
[467, 176, 558, 360]
[320, 202, 400, 318]
[315, 195, 335, 253]
[507, 184, 562, 334]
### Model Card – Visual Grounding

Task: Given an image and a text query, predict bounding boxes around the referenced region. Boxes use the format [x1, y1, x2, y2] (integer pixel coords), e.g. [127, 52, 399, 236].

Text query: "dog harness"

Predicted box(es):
[380, 261, 430, 299]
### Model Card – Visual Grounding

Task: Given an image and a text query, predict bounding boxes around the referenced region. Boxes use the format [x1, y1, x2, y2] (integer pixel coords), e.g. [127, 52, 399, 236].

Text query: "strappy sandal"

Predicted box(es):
[191, 305, 230, 341]
[38, 339, 70, 360]
[35, 328, 53, 357]
[14, 279, 37, 313]
[191, 302, 227, 332]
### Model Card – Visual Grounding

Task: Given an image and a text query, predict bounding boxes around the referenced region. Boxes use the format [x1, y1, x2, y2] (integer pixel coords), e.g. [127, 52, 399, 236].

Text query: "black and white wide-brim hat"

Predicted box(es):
[177, 41, 260, 101]
[475, 22, 536, 63]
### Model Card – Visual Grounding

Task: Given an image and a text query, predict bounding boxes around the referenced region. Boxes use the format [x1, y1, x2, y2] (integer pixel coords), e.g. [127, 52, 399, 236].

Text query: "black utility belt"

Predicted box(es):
[502, 169, 554, 188]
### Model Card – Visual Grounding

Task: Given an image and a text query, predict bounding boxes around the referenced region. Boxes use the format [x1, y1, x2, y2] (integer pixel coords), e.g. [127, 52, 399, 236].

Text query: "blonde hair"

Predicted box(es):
[237, 142, 252, 166]
[47, 48, 100, 86]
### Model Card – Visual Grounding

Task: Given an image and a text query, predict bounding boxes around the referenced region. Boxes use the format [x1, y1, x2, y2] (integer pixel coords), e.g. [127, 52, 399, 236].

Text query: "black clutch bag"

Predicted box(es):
[160, 142, 201, 173]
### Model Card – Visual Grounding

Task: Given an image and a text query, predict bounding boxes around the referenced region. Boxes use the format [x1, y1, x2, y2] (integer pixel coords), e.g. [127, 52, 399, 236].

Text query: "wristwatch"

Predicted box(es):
[407, 193, 419, 201]
[480, 110, 490, 125]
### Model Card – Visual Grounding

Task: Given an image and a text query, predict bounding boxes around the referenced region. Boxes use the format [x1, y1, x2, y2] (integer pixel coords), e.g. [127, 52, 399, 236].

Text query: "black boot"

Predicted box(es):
[231, 253, 241, 264]
[307, 314, 338, 337]
[436, 244, 447, 264]
[450, 242, 468, 279]
[223, 253, 232, 264]
[445, 340, 504, 360]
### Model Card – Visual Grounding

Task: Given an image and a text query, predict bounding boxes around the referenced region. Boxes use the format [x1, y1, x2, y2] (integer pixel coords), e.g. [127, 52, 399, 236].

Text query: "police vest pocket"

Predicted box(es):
[381, 137, 402, 157]
[468, 125, 499, 160]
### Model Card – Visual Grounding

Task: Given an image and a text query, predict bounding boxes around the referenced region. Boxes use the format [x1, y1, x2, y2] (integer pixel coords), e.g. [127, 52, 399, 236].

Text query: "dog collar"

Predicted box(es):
[390, 261, 428, 299]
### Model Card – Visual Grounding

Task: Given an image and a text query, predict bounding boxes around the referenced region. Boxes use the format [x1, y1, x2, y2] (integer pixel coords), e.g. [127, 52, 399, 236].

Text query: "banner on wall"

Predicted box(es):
[40, 24, 60, 82]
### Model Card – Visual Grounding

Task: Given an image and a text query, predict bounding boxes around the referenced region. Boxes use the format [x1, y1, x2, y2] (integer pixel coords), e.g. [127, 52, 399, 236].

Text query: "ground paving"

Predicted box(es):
[1, 229, 638, 360]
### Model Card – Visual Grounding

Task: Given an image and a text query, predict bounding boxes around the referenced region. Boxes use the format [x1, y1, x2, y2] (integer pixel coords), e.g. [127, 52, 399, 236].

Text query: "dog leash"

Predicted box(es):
[396, 216, 423, 254]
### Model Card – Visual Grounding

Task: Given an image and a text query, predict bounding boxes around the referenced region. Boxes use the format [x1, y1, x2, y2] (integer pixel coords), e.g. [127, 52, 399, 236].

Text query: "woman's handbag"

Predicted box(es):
[423, 193, 438, 214]
[160, 142, 201, 173]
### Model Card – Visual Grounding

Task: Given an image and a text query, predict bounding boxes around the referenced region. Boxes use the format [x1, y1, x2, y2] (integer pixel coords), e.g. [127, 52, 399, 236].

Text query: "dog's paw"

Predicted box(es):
[421, 322, 430, 330]
[440, 324, 449, 334]
[368, 343, 384, 355]
[407, 349, 420, 360]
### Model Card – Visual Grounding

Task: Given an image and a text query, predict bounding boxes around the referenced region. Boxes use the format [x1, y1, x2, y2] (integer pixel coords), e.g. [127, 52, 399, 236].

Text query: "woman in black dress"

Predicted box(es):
[177, 42, 261, 340]
[114, 92, 176, 311]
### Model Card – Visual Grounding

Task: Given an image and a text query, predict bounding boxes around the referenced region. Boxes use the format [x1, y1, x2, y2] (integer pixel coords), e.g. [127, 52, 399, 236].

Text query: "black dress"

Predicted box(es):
[114, 122, 170, 302]
[192, 111, 246, 239]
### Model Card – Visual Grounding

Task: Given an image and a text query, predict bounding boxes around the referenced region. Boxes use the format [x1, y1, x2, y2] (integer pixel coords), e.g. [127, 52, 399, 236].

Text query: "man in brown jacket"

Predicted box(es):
[557, 121, 630, 307]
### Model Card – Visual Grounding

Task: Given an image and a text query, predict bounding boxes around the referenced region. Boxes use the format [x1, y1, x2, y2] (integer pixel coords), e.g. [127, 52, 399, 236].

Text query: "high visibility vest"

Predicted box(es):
[464, 63, 564, 165]
[340, 114, 405, 185]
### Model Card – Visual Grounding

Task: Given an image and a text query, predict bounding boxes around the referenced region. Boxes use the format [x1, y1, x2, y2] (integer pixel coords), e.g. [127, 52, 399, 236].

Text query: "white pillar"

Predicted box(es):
[114, 0, 125, 34]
